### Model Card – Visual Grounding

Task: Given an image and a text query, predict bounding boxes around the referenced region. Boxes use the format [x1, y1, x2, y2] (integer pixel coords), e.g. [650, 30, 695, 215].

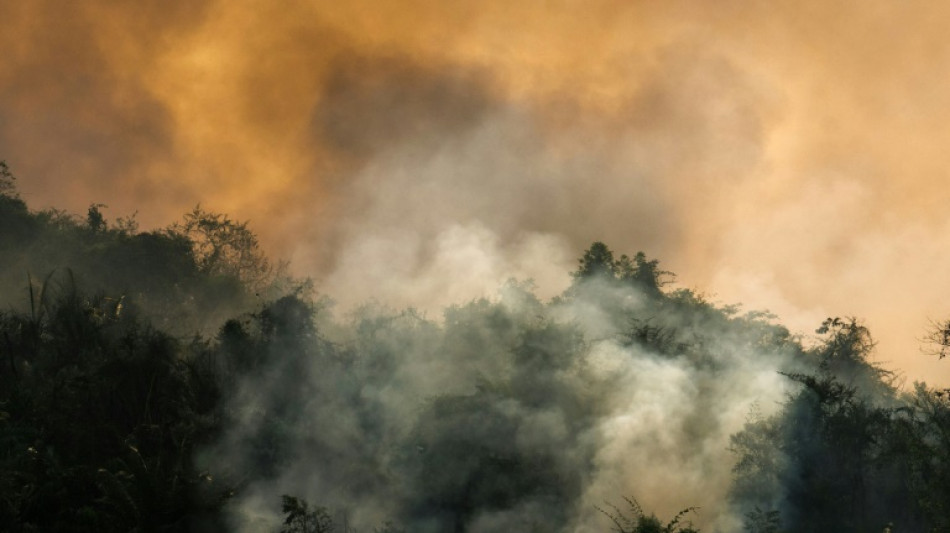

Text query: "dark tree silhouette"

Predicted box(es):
[1, 166, 948, 533]
[574, 241, 617, 280]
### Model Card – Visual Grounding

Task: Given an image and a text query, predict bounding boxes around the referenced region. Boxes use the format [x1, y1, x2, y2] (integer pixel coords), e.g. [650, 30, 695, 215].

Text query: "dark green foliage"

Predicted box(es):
[574, 241, 618, 280]
[597, 497, 700, 533]
[280, 495, 333, 533]
[3, 164, 950, 533]
[729, 317, 946, 532]
[924, 317, 950, 359]
[0, 167, 279, 337]
[86, 204, 107, 233]
[729, 414, 783, 513]
[743, 507, 781, 533]
[621, 317, 686, 356]
[400, 389, 579, 531]
[617, 252, 673, 300]
[886, 384, 950, 530]
[0, 276, 226, 531]
[169, 206, 272, 290]
[0, 160, 17, 198]
[572, 242, 672, 299]
[0, 165, 35, 252]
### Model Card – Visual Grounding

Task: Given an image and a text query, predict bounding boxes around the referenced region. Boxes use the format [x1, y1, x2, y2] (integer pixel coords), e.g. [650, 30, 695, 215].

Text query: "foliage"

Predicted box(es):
[887, 383, 950, 530]
[572, 242, 673, 298]
[0, 183, 290, 337]
[169, 206, 272, 290]
[743, 506, 782, 533]
[924, 317, 950, 359]
[2, 166, 950, 533]
[280, 495, 333, 533]
[0, 160, 17, 198]
[574, 241, 618, 280]
[0, 274, 226, 531]
[728, 316, 943, 532]
[597, 497, 700, 533]
[87, 203, 107, 233]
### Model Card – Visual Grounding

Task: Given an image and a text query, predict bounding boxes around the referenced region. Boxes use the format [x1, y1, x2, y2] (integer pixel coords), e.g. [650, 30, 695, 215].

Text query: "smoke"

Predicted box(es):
[6, 5, 950, 529]
[0, 1, 944, 377]
[5, 1, 949, 383]
[193, 271, 800, 532]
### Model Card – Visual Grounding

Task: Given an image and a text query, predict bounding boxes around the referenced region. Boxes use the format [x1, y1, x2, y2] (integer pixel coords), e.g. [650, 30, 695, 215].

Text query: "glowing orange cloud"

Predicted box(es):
[2, 0, 950, 386]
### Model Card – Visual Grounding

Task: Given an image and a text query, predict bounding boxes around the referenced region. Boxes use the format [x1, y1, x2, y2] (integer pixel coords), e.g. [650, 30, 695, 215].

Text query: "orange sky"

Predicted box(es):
[3, 0, 950, 385]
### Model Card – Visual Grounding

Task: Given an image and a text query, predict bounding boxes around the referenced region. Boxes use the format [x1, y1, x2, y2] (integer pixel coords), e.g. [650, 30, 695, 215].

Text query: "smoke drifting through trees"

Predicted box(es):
[207, 261, 798, 532]
[6, 2, 950, 386]
[3, 173, 950, 530]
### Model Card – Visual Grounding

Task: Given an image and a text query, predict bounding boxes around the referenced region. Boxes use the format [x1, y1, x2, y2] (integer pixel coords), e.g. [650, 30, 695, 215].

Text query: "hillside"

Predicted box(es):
[1, 166, 948, 532]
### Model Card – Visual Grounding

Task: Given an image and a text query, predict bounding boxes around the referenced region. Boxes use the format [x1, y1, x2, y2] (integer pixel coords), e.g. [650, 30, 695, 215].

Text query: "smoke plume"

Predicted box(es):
[3, 0, 949, 442]
[200, 270, 799, 531]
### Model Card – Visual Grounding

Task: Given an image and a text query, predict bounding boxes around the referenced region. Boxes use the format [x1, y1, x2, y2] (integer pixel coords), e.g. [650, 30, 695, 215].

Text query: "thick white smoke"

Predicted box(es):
[203, 270, 799, 532]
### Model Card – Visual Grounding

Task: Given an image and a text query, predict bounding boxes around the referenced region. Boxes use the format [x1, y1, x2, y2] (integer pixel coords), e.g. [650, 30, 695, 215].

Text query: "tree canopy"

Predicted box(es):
[0, 165, 948, 532]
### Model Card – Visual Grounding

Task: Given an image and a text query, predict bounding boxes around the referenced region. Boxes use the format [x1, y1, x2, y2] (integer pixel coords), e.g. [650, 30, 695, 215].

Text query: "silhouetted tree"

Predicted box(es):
[730, 317, 929, 532]
[924, 317, 950, 359]
[2, 174, 949, 533]
[617, 252, 673, 299]
[169, 206, 272, 289]
[573, 243, 671, 300]
[86, 203, 107, 232]
[574, 241, 617, 280]
[0, 160, 17, 198]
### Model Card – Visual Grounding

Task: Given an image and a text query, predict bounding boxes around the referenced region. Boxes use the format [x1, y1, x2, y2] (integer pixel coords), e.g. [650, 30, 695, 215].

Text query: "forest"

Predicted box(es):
[1, 161, 949, 533]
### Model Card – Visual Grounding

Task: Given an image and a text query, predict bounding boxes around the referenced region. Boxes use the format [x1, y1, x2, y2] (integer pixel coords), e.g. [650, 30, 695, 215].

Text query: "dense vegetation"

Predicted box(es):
[1, 162, 949, 532]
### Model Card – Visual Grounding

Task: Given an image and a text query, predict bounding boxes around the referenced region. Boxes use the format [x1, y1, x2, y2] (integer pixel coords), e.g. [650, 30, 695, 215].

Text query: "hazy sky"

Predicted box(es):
[3, 0, 950, 385]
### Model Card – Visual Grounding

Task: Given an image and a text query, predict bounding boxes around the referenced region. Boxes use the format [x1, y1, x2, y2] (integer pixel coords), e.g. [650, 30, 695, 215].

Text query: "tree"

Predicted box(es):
[924, 318, 950, 359]
[280, 495, 333, 533]
[572, 243, 672, 299]
[888, 383, 950, 530]
[573, 241, 617, 280]
[743, 507, 781, 533]
[0, 160, 17, 198]
[169, 206, 272, 289]
[729, 412, 784, 517]
[729, 317, 919, 532]
[617, 252, 673, 299]
[86, 203, 107, 232]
